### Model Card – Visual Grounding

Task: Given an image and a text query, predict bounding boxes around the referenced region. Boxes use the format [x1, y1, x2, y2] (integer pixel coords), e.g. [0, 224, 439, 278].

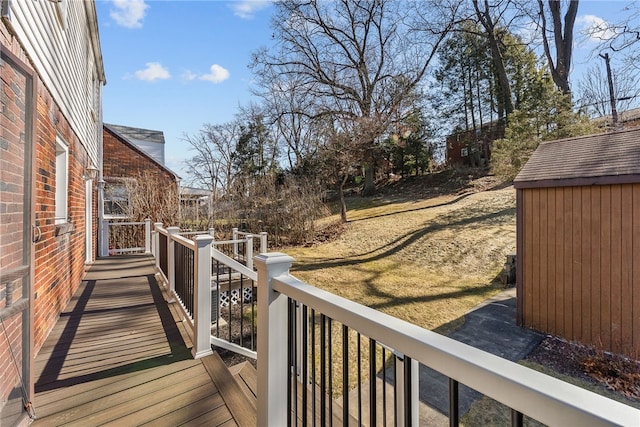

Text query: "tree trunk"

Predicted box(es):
[362, 162, 375, 196]
[339, 175, 348, 223]
[473, 0, 514, 117]
[538, 0, 578, 97]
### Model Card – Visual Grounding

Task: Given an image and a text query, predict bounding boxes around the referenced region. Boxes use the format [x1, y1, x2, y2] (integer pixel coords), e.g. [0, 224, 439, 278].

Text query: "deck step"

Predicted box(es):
[229, 361, 257, 407]
[201, 352, 257, 426]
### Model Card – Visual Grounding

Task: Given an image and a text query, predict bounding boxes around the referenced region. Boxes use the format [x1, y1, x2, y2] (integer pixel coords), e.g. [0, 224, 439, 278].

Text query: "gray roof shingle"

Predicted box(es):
[513, 128, 640, 188]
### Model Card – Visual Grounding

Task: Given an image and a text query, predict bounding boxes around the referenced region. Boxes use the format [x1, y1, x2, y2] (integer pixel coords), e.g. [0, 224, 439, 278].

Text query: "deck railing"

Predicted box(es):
[254, 252, 640, 427]
[153, 223, 263, 360]
[149, 224, 638, 425]
[99, 218, 151, 257]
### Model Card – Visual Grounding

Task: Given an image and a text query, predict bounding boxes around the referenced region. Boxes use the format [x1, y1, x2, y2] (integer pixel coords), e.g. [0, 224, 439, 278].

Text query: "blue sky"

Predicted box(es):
[95, 1, 635, 177]
[96, 0, 275, 176]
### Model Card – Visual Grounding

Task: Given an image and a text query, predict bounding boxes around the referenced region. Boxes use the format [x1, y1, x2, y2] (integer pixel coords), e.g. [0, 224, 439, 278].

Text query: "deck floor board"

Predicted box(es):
[31, 255, 249, 427]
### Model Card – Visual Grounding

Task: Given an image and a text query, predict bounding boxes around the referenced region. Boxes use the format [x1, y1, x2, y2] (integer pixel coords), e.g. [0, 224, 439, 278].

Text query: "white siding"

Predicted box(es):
[6, 0, 104, 166]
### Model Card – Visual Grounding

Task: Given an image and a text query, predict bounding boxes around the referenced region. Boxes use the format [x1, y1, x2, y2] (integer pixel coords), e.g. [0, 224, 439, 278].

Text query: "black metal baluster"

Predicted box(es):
[215, 259, 220, 337]
[342, 325, 349, 426]
[511, 409, 524, 427]
[320, 314, 327, 427]
[311, 309, 316, 427]
[302, 305, 308, 427]
[449, 378, 459, 427]
[293, 300, 298, 426]
[382, 347, 387, 427]
[287, 298, 293, 427]
[357, 333, 362, 425]
[328, 318, 333, 427]
[393, 355, 398, 427]
[251, 282, 256, 351]
[369, 339, 377, 426]
[404, 356, 412, 427]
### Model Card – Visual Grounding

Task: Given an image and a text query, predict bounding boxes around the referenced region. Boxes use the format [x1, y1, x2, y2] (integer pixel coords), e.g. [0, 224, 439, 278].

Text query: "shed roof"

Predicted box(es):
[513, 128, 640, 189]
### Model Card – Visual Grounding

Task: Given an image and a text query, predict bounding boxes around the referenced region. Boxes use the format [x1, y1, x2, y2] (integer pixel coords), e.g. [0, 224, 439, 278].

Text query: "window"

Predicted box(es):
[103, 181, 130, 218]
[461, 147, 469, 157]
[55, 138, 68, 224]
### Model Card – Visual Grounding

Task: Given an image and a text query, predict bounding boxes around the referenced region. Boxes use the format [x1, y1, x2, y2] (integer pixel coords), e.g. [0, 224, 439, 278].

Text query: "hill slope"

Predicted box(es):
[285, 178, 516, 331]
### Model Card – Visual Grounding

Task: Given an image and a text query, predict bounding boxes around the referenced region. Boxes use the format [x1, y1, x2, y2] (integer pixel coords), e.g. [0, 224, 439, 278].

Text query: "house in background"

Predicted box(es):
[445, 121, 504, 167]
[514, 127, 640, 358]
[1, 1, 105, 424]
[101, 124, 181, 256]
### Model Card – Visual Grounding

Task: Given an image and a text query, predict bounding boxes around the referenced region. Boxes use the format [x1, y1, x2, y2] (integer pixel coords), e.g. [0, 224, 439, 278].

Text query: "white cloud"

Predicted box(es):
[133, 62, 171, 82]
[181, 70, 198, 81]
[110, 0, 149, 29]
[200, 64, 230, 84]
[577, 15, 616, 43]
[231, 0, 271, 19]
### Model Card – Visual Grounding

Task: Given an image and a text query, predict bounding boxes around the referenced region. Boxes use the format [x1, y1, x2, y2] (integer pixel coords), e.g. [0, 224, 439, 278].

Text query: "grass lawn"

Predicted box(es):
[277, 184, 517, 397]
[283, 187, 516, 331]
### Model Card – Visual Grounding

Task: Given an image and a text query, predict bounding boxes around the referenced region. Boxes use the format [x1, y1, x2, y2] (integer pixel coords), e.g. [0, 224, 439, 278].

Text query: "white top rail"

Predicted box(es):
[107, 221, 145, 227]
[178, 230, 212, 236]
[272, 274, 640, 427]
[212, 239, 248, 246]
[211, 248, 257, 282]
[172, 233, 196, 251]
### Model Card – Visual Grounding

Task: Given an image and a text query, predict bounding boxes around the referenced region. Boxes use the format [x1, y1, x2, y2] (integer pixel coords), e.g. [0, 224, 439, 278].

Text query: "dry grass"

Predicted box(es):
[285, 188, 516, 331]
[281, 184, 516, 397]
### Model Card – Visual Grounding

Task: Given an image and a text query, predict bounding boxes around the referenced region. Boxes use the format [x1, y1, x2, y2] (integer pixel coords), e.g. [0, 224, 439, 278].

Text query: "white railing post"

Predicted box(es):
[144, 218, 151, 253]
[260, 231, 268, 254]
[255, 252, 294, 426]
[246, 235, 253, 270]
[167, 227, 180, 302]
[232, 227, 239, 259]
[154, 222, 163, 270]
[208, 228, 215, 239]
[193, 234, 214, 359]
[99, 218, 109, 257]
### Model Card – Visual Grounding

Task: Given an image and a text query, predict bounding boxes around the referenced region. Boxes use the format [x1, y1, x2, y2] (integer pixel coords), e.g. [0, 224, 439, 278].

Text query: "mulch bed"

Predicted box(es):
[525, 336, 640, 401]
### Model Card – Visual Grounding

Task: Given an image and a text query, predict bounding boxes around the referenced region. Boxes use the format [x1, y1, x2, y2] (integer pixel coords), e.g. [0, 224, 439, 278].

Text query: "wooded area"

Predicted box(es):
[177, 0, 640, 242]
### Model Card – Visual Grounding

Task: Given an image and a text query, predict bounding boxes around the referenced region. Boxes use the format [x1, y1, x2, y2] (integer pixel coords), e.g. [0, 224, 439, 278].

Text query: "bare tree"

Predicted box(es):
[577, 63, 640, 117]
[537, 0, 579, 96]
[254, 73, 320, 170]
[582, 1, 640, 69]
[252, 0, 457, 195]
[183, 120, 241, 198]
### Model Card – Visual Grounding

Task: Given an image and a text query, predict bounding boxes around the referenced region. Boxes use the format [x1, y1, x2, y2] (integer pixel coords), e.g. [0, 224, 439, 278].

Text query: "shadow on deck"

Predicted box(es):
[32, 255, 255, 426]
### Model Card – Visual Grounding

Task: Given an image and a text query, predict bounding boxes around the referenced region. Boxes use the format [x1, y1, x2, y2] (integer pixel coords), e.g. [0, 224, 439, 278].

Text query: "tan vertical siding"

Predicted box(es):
[580, 187, 591, 343]
[547, 188, 556, 333]
[590, 186, 601, 347]
[633, 185, 640, 353]
[600, 185, 612, 350]
[520, 183, 640, 357]
[620, 185, 633, 354]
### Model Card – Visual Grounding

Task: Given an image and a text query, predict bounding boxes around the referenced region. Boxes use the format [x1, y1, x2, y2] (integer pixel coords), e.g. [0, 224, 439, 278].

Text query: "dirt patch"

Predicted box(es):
[526, 336, 640, 404]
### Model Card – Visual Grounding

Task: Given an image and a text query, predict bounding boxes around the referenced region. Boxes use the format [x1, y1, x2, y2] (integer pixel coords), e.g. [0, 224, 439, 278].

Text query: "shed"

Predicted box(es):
[513, 128, 640, 357]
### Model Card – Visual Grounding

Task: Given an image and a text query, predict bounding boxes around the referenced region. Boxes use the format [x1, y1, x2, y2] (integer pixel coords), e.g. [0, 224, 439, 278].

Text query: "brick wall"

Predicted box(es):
[1, 21, 97, 366]
[33, 81, 94, 353]
[103, 127, 177, 184]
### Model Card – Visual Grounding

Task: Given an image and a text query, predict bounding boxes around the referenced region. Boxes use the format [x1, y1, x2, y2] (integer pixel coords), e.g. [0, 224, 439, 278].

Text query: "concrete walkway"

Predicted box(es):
[346, 288, 546, 425]
[418, 288, 545, 421]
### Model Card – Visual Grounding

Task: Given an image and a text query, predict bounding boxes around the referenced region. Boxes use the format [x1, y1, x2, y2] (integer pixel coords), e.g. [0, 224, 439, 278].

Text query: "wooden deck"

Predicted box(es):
[31, 255, 256, 427]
